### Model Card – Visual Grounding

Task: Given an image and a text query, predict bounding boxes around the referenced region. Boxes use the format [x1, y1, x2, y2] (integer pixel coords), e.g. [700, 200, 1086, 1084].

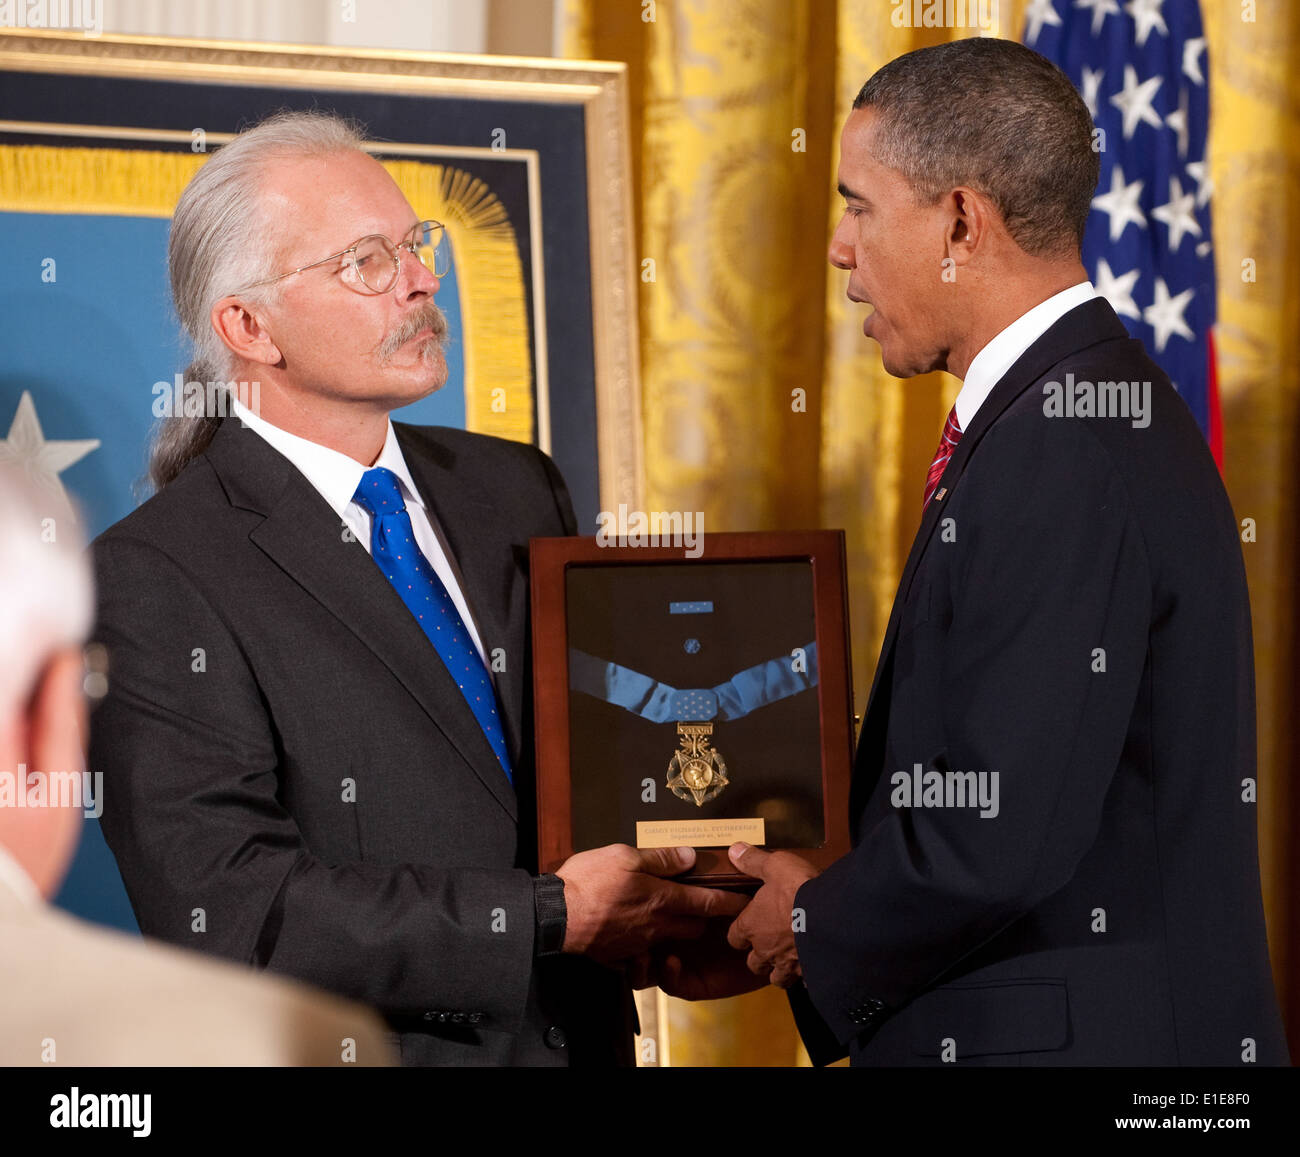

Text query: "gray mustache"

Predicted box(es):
[378, 304, 448, 361]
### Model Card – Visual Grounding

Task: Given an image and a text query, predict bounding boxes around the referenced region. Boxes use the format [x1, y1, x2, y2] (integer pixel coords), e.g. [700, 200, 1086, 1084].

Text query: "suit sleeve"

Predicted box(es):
[89, 532, 540, 1034]
[533, 443, 578, 537]
[793, 415, 1152, 1049]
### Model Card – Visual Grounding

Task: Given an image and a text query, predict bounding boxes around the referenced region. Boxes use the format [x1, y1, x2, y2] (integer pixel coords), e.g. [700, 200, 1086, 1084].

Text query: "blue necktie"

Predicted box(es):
[352, 467, 513, 783]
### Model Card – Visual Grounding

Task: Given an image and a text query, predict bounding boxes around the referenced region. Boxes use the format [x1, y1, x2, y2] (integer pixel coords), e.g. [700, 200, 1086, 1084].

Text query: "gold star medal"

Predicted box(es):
[667, 722, 729, 807]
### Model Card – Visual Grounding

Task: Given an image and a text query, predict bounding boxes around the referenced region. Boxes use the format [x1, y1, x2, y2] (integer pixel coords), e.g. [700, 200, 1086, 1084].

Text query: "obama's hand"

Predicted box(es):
[724, 843, 819, 989]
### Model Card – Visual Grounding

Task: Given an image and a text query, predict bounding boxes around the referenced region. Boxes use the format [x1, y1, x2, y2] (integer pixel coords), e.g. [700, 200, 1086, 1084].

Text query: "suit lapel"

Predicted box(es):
[205, 418, 518, 821]
[854, 298, 1132, 783]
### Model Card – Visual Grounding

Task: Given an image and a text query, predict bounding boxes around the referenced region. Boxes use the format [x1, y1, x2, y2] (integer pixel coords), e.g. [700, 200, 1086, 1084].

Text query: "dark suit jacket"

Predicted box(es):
[89, 416, 634, 1066]
[791, 297, 1290, 1067]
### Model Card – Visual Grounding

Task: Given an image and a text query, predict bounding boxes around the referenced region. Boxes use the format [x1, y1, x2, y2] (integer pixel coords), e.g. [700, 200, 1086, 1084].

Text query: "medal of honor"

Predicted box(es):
[667, 722, 729, 807]
[567, 632, 817, 810]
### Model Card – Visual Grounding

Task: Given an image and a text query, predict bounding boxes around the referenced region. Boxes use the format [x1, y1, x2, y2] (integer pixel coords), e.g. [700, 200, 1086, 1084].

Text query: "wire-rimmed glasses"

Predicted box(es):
[233, 220, 449, 295]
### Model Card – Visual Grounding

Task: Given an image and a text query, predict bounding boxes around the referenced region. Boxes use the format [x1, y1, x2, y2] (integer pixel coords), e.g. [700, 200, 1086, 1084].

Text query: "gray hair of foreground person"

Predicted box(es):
[0, 466, 93, 898]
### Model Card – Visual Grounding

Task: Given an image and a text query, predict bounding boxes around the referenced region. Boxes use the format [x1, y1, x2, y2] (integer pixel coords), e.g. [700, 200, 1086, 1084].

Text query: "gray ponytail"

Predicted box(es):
[147, 109, 367, 490]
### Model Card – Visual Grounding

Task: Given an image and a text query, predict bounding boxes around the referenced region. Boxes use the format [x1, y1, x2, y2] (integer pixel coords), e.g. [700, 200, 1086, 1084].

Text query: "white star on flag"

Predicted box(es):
[1143, 277, 1195, 352]
[1092, 164, 1147, 242]
[1185, 159, 1213, 208]
[1110, 64, 1164, 139]
[1081, 66, 1105, 117]
[0, 391, 99, 524]
[1152, 175, 1202, 252]
[1165, 86, 1190, 158]
[1124, 0, 1168, 47]
[1024, 0, 1064, 44]
[1076, 0, 1120, 37]
[1182, 37, 1206, 86]
[1095, 258, 1142, 320]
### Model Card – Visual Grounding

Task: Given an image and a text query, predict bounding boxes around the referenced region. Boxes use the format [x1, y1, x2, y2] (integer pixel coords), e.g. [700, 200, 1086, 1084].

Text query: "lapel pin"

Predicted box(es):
[935, 487, 947, 501]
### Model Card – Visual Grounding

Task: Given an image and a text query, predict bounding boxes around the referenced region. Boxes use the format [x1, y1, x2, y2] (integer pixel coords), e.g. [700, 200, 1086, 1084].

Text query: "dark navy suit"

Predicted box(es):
[792, 298, 1289, 1066]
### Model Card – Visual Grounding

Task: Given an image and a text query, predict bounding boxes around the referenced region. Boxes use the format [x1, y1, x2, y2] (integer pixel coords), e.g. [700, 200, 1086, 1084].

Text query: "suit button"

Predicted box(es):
[423, 1012, 436, 1021]
[467, 1013, 484, 1025]
[543, 1025, 567, 1050]
[450, 1012, 466, 1024]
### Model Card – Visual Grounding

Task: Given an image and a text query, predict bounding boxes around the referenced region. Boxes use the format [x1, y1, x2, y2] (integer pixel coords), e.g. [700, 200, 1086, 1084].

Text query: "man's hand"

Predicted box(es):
[556, 844, 748, 965]
[626, 919, 767, 1001]
[725, 843, 819, 989]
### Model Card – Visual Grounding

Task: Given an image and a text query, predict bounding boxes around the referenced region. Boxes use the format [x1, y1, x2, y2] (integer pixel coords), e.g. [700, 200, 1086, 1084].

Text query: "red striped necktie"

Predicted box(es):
[923, 406, 962, 511]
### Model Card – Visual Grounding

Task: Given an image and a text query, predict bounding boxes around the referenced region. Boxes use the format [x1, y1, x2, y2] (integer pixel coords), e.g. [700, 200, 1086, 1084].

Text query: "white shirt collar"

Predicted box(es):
[0, 840, 42, 908]
[228, 395, 427, 515]
[954, 281, 1097, 432]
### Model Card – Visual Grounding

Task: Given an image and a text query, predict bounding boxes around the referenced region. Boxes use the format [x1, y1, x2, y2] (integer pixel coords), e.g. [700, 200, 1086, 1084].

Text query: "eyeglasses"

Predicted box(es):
[233, 220, 449, 295]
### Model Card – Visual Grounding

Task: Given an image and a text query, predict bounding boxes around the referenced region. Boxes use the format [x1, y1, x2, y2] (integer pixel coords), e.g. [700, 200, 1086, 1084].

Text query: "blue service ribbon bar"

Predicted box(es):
[568, 642, 818, 723]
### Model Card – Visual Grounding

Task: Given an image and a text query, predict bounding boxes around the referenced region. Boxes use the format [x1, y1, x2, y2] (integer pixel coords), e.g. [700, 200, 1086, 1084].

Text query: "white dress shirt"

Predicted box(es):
[228, 396, 489, 666]
[954, 281, 1097, 431]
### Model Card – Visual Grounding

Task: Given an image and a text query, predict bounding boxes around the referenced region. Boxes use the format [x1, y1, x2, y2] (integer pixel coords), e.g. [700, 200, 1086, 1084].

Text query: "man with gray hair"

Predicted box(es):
[0, 466, 394, 1065]
[695, 38, 1287, 1066]
[89, 109, 742, 1067]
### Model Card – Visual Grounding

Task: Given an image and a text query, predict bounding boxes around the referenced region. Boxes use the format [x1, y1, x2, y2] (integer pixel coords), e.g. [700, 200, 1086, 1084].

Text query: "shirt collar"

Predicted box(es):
[228, 395, 427, 515]
[954, 281, 1097, 432]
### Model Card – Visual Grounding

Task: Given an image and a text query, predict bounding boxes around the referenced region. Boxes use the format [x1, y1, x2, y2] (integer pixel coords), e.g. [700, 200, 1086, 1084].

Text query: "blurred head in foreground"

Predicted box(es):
[0, 467, 94, 900]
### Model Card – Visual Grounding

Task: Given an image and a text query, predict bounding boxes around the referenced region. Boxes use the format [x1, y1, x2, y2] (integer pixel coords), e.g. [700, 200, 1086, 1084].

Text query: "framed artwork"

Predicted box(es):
[531, 532, 855, 888]
[0, 28, 642, 935]
[0, 28, 643, 534]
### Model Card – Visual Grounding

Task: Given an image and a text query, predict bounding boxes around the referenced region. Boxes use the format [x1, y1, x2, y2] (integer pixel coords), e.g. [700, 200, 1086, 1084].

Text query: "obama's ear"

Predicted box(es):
[944, 186, 999, 268]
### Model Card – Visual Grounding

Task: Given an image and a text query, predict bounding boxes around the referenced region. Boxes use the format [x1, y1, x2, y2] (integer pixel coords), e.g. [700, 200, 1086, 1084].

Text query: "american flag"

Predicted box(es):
[1025, 0, 1221, 463]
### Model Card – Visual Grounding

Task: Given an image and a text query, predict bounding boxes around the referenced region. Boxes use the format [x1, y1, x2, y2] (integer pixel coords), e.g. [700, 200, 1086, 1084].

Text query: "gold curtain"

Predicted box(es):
[564, 0, 1299, 1066]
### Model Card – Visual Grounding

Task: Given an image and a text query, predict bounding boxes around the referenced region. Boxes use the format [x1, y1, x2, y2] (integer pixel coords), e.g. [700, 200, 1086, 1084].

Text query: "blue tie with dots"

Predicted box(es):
[352, 467, 512, 783]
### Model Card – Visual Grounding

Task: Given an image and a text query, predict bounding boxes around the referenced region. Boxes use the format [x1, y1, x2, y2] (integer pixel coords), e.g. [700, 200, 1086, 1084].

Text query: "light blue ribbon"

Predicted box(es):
[568, 642, 818, 723]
